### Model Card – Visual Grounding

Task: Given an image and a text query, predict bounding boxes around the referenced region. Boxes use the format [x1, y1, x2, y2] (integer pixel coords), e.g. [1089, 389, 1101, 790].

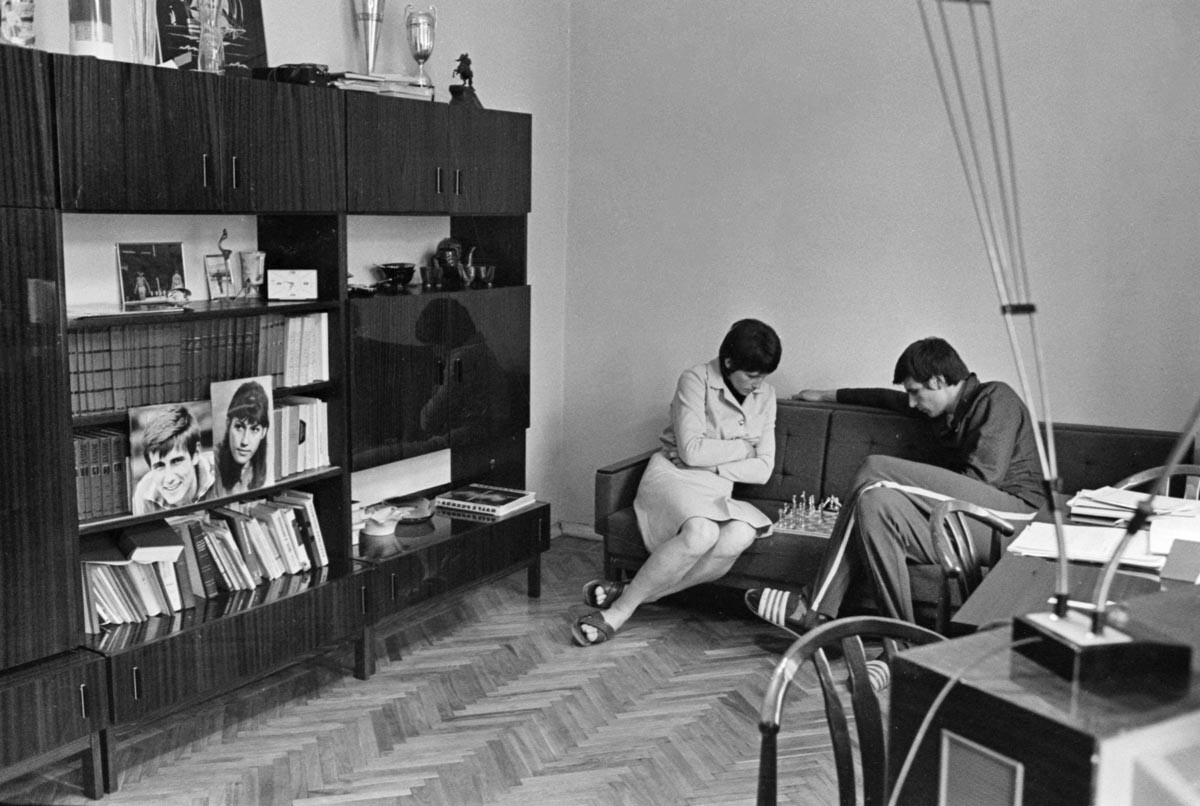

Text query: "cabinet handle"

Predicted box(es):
[231, 155, 239, 189]
[454, 169, 462, 196]
[437, 359, 446, 385]
[454, 357, 463, 382]
[360, 585, 368, 615]
[78, 683, 89, 719]
[131, 666, 142, 701]
[390, 573, 397, 601]
[436, 166, 444, 194]
[202, 153, 210, 188]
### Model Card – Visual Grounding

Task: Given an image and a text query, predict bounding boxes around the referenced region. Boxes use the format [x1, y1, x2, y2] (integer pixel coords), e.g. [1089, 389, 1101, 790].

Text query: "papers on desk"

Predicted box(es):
[1007, 522, 1166, 570]
[1007, 516, 1200, 571]
[1067, 487, 1200, 523]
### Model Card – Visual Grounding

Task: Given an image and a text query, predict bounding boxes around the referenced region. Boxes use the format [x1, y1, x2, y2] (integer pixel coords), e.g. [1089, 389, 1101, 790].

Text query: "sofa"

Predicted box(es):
[595, 399, 1188, 622]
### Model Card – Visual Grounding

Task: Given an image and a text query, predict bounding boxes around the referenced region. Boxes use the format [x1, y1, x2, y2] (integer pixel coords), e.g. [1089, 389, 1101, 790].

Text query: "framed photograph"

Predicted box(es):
[116, 242, 187, 311]
[128, 400, 215, 515]
[205, 254, 235, 300]
[210, 376, 275, 497]
[156, 0, 268, 72]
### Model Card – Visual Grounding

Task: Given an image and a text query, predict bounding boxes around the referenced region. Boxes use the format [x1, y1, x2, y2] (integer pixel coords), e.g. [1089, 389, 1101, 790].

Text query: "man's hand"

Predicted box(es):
[792, 389, 836, 402]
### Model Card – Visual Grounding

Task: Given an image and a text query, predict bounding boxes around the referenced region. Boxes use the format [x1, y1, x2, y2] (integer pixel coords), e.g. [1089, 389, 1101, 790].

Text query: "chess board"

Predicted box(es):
[771, 516, 836, 538]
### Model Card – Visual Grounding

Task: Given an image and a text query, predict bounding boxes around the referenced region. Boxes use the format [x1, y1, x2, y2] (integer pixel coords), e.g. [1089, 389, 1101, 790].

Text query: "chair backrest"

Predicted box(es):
[928, 499, 1016, 632]
[757, 616, 944, 806]
[1112, 464, 1200, 500]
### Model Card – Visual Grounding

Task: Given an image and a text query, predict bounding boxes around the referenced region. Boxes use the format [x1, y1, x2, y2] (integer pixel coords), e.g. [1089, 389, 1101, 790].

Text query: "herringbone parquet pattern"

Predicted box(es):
[2, 537, 841, 806]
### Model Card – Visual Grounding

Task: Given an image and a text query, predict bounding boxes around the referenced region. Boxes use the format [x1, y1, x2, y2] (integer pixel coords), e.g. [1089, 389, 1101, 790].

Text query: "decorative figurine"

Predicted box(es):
[449, 52, 483, 108]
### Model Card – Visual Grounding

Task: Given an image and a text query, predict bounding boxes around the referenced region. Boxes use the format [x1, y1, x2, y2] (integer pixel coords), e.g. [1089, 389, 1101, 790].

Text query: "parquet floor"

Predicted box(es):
[1, 537, 841, 806]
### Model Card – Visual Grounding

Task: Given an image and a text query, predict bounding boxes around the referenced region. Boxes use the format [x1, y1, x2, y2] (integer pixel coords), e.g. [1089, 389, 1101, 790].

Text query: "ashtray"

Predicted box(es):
[381, 495, 434, 523]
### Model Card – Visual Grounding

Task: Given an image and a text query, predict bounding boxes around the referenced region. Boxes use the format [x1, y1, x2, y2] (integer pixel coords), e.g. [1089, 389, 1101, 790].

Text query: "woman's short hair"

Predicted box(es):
[892, 337, 969, 385]
[226, 380, 271, 427]
[719, 319, 782, 374]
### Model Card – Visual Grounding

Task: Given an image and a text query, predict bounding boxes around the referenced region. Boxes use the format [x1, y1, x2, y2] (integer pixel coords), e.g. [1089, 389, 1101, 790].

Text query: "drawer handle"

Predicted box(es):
[390, 573, 398, 601]
[360, 585, 368, 615]
[78, 683, 89, 719]
[131, 666, 142, 701]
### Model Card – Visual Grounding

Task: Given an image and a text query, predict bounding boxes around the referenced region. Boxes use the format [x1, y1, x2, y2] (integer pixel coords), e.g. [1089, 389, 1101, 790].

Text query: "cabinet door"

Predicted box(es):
[0, 652, 107, 768]
[108, 631, 203, 723]
[345, 94, 449, 212]
[56, 56, 223, 211]
[0, 45, 55, 207]
[0, 208, 81, 670]
[446, 108, 531, 214]
[450, 286, 530, 446]
[224, 79, 346, 212]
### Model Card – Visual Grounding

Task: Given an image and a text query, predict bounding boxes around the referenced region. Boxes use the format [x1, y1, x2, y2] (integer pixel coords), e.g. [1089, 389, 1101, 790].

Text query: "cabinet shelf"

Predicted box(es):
[77, 465, 344, 536]
[67, 298, 339, 331]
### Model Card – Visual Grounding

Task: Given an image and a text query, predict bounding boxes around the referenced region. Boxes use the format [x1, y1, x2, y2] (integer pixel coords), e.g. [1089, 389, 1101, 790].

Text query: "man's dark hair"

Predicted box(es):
[892, 337, 969, 385]
[719, 319, 782, 374]
[142, 405, 201, 465]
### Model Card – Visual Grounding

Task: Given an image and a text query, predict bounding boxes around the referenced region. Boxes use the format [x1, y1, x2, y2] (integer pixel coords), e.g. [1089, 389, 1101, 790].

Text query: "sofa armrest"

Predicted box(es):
[595, 449, 658, 535]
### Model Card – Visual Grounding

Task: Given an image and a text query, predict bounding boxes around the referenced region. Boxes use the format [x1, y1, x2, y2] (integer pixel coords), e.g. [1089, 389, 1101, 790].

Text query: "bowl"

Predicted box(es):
[376, 262, 415, 288]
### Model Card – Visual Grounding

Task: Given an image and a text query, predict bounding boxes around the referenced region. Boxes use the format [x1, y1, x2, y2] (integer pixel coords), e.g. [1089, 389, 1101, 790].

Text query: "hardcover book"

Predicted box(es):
[433, 484, 536, 518]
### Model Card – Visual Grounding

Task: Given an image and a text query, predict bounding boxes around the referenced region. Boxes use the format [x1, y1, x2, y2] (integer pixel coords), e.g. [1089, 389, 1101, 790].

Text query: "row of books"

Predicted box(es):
[93, 569, 329, 653]
[74, 426, 130, 520]
[68, 313, 329, 415]
[81, 489, 330, 631]
[274, 395, 331, 480]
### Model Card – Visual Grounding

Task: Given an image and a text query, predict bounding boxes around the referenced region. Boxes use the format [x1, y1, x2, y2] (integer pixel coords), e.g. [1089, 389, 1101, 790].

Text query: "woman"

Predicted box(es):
[212, 379, 271, 497]
[573, 318, 781, 646]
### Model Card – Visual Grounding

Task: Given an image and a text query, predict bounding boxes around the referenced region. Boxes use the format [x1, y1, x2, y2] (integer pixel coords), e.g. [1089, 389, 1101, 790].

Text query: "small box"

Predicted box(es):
[266, 269, 319, 301]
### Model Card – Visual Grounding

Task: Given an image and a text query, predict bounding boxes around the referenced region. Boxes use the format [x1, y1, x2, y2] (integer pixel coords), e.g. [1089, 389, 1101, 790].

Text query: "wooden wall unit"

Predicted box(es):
[0, 45, 541, 798]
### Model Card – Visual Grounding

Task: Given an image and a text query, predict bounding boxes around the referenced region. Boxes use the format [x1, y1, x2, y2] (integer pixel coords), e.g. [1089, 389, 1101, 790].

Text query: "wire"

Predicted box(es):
[886, 633, 1039, 806]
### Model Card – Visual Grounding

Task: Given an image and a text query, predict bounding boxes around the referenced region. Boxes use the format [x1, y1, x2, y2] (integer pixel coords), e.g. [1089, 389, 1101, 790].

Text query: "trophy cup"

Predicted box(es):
[353, 0, 386, 75]
[404, 5, 436, 88]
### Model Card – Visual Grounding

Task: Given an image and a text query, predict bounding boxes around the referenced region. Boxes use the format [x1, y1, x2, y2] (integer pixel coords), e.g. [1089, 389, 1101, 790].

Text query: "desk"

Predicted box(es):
[950, 553, 1162, 633]
[890, 615, 1200, 806]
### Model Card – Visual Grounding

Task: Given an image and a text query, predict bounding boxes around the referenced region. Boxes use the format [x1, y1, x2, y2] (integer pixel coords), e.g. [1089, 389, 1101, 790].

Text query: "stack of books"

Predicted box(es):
[1067, 486, 1200, 525]
[434, 483, 536, 519]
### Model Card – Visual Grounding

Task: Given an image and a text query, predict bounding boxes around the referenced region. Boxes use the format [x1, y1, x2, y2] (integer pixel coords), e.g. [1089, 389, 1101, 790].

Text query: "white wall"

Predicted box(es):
[559, 0, 1200, 530]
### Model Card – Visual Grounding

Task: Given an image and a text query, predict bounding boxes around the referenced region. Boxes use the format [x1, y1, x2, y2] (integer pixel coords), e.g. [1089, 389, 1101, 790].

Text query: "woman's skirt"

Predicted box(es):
[633, 451, 772, 552]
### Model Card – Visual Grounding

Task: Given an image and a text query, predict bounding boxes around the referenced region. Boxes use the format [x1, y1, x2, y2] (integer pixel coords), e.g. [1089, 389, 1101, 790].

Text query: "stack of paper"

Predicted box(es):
[1006, 521, 1165, 570]
[1067, 486, 1200, 524]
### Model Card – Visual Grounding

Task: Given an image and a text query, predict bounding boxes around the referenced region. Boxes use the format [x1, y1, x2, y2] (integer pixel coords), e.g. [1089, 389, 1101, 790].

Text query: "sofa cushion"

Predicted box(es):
[733, 402, 831, 507]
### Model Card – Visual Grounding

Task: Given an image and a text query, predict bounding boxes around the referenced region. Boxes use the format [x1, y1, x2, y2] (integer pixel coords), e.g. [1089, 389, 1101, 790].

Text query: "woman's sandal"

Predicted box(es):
[582, 579, 627, 609]
[571, 611, 616, 646]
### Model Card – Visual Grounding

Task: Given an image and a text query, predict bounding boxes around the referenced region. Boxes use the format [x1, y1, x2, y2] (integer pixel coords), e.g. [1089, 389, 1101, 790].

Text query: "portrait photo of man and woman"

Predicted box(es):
[128, 376, 274, 515]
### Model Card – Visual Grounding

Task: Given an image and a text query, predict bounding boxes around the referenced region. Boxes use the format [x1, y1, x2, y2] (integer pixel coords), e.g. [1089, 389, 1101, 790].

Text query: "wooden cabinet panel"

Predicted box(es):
[56, 56, 222, 211]
[56, 56, 346, 212]
[0, 651, 107, 768]
[0, 45, 55, 207]
[0, 208, 80, 670]
[364, 503, 549, 618]
[346, 94, 449, 212]
[350, 287, 530, 470]
[108, 632, 202, 723]
[224, 79, 346, 212]
[447, 108, 532, 214]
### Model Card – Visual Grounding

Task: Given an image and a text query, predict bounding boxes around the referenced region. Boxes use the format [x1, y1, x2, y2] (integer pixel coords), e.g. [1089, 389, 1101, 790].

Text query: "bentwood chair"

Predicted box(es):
[1112, 464, 1200, 500]
[927, 499, 1016, 633]
[756, 616, 944, 806]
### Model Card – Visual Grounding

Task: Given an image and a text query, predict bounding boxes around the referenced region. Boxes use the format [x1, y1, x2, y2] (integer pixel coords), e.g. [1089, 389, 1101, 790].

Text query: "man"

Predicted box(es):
[746, 337, 1046, 629]
[131, 405, 215, 515]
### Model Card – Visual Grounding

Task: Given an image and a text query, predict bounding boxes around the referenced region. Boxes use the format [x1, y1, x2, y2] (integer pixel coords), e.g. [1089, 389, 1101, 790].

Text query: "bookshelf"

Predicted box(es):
[0, 44, 541, 797]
